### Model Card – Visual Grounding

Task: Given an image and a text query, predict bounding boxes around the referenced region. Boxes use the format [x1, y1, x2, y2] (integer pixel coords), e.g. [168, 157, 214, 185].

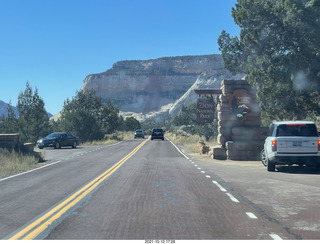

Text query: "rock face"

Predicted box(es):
[168, 72, 244, 117]
[82, 55, 239, 114]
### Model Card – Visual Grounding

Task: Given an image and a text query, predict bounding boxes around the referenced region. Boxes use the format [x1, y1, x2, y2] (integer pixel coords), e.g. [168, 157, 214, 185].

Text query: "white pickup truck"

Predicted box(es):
[261, 121, 320, 172]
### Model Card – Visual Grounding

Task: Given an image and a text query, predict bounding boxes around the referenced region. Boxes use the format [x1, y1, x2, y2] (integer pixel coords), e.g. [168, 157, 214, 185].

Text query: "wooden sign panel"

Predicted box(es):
[197, 98, 214, 124]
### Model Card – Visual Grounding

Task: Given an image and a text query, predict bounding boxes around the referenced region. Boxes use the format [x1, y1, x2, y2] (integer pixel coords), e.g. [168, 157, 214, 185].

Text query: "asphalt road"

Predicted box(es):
[1, 138, 320, 240]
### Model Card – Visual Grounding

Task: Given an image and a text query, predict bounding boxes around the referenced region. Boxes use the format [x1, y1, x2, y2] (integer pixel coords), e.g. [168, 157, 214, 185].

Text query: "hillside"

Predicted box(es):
[0, 100, 52, 118]
[82, 55, 233, 113]
[82, 54, 243, 119]
[0, 100, 19, 117]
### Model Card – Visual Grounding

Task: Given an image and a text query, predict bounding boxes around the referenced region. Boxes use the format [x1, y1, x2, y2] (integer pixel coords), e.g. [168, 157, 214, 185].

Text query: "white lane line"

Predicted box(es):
[197, 167, 201, 170]
[205, 175, 211, 178]
[226, 193, 239, 203]
[269, 234, 283, 240]
[0, 160, 62, 182]
[201, 171, 206, 174]
[168, 140, 189, 160]
[246, 212, 258, 219]
[212, 180, 227, 192]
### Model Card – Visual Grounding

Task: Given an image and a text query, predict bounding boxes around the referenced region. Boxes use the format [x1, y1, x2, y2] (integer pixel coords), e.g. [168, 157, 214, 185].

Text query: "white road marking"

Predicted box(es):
[269, 234, 283, 240]
[226, 193, 239, 203]
[197, 167, 201, 170]
[212, 180, 227, 192]
[168, 140, 189, 159]
[201, 171, 206, 174]
[246, 212, 258, 219]
[0, 161, 62, 182]
[169, 138, 284, 240]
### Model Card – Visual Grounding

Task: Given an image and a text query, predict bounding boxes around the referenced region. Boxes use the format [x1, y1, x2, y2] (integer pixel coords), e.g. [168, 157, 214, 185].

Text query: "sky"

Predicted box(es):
[0, 0, 239, 115]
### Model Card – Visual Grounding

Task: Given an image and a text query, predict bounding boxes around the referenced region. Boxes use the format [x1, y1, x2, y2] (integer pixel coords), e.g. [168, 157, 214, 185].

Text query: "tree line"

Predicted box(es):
[0, 81, 217, 144]
[0, 82, 141, 144]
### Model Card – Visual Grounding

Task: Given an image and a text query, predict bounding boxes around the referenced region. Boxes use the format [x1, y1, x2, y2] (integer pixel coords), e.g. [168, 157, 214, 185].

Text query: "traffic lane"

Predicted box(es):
[34, 144, 117, 162]
[190, 156, 320, 240]
[46, 139, 294, 240]
[0, 139, 144, 239]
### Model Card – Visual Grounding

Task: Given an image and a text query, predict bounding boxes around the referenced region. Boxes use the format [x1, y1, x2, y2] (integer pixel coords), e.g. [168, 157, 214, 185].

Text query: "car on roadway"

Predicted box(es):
[134, 129, 145, 139]
[261, 121, 320, 172]
[151, 128, 164, 140]
[37, 132, 79, 149]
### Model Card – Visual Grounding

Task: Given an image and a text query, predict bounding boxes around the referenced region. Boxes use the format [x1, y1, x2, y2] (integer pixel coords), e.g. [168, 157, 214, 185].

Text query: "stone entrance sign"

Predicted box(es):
[212, 79, 267, 161]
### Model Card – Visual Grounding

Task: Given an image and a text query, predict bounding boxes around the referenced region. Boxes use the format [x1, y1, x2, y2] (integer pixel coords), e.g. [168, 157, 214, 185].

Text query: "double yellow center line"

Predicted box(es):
[8, 138, 149, 240]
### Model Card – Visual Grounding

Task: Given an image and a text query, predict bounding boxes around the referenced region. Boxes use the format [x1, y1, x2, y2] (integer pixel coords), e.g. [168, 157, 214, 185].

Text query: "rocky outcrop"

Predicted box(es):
[168, 72, 244, 117]
[82, 55, 239, 114]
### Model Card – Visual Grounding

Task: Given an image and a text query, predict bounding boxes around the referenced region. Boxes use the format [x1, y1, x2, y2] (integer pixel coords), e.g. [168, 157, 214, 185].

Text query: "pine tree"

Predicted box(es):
[16, 82, 49, 143]
[218, 0, 320, 122]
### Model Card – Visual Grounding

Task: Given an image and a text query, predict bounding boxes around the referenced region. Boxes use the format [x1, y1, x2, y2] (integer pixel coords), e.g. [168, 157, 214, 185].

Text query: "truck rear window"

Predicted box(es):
[276, 124, 318, 137]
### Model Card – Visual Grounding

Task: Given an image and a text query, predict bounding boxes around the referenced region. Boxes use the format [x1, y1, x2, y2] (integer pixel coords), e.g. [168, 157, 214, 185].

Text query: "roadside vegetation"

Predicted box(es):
[218, 0, 320, 124]
[165, 131, 217, 154]
[80, 131, 134, 146]
[0, 149, 44, 179]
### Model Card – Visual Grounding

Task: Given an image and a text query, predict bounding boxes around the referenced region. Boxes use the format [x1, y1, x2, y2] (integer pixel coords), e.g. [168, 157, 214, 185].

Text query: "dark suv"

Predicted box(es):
[134, 129, 145, 139]
[151, 128, 164, 140]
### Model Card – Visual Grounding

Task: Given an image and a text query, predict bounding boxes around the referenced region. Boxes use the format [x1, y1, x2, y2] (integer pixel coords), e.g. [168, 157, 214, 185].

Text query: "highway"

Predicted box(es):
[1, 138, 320, 240]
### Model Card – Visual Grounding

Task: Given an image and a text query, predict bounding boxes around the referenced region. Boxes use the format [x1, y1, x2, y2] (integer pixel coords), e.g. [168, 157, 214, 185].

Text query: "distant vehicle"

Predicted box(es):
[151, 128, 164, 140]
[134, 130, 145, 139]
[37, 132, 79, 149]
[261, 121, 320, 172]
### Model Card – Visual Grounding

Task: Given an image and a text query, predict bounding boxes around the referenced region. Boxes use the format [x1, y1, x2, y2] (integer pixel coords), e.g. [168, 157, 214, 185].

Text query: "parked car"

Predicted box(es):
[151, 128, 164, 140]
[134, 130, 145, 139]
[37, 132, 79, 149]
[261, 121, 320, 171]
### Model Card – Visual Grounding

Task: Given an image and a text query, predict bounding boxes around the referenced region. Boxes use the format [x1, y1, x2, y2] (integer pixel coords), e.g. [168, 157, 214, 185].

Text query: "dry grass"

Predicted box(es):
[166, 131, 217, 154]
[0, 149, 42, 179]
[80, 131, 134, 146]
[81, 139, 119, 146]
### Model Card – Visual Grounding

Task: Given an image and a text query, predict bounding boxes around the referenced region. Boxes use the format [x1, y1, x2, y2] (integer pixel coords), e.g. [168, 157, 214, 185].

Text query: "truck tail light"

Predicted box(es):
[272, 140, 277, 152]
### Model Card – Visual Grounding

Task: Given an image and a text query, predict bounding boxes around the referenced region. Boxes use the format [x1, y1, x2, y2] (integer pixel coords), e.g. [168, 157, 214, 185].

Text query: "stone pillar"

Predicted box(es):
[213, 79, 267, 160]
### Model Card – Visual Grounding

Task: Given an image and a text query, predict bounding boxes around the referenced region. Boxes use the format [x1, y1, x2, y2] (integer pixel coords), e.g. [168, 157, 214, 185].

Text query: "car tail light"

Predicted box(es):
[318, 140, 320, 151]
[271, 140, 277, 151]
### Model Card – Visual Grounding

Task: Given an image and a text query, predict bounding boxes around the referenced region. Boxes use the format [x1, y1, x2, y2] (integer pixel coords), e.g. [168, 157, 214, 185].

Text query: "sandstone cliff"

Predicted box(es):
[82, 54, 238, 115]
